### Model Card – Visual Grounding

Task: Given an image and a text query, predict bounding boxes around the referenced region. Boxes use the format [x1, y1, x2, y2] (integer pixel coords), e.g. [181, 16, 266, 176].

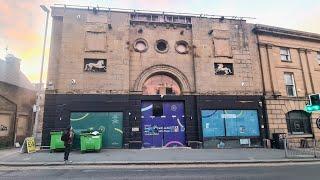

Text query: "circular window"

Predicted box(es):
[133, 39, 148, 53]
[155, 39, 169, 53]
[175, 41, 189, 54]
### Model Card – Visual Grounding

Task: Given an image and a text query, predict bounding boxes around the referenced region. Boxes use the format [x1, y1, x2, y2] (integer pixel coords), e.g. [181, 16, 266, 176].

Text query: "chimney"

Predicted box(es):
[5, 54, 21, 71]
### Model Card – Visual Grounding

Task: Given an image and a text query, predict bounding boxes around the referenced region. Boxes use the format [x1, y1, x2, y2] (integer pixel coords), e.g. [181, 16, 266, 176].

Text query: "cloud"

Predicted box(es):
[0, 0, 52, 83]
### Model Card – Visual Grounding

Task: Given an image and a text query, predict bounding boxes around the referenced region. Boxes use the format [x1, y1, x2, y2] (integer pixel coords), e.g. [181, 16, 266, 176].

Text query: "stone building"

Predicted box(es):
[42, 5, 319, 149]
[0, 54, 36, 147]
[254, 25, 320, 145]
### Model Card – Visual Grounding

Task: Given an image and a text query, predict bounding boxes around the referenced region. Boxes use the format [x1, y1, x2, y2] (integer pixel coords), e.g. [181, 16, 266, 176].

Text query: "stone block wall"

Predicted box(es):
[192, 18, 262, 95]
[48, 7, 263, 96]
[48, 8, 130, 94]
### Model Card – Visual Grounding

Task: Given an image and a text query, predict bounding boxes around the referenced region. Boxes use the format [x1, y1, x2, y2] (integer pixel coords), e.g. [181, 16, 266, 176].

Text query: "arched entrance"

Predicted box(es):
[142, 74, 182, 95]
[138, 67, 188, 148]
[133, 64, 192, 94]
[141, 101, 186, 148]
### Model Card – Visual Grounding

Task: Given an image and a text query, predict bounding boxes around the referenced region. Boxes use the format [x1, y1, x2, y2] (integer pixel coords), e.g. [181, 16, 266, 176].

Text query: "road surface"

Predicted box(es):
[0, 163, 319, 180]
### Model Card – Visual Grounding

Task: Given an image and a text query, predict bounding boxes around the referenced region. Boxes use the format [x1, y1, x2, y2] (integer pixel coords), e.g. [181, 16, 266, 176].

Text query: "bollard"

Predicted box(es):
[284, 138, 288, 158]
[313, 139, 317, 158]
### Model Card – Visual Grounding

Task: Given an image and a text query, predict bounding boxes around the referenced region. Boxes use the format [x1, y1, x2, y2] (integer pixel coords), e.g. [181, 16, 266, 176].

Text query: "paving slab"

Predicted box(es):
[0, 148, 318, 166]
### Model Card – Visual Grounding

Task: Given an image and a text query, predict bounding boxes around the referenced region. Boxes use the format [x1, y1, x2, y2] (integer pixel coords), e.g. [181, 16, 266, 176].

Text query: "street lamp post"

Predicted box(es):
[33, 5, 50, 143]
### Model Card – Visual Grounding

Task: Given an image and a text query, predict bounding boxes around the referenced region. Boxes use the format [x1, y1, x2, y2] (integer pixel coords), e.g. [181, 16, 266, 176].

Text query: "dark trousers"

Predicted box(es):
[64, 144, 71, 161]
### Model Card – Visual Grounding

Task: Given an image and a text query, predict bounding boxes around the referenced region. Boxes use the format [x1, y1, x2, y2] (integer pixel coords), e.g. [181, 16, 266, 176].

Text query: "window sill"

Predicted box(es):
[286, 134, 313, 139]
[275, 64, 301, 70]
[280, 60, 292, 63]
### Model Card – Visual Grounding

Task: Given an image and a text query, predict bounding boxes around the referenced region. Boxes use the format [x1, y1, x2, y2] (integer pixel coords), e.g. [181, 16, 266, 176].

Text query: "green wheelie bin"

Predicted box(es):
[50, 131, 65, 152]
[80, 132, 102, 153]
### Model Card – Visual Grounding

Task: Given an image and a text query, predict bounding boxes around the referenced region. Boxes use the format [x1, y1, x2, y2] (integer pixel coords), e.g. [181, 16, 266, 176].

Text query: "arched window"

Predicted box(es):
[286, 110, 312, 135]
[142, 74, 181, 95]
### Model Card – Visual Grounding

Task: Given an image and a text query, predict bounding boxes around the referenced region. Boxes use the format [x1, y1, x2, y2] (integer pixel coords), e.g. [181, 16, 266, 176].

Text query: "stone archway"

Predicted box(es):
[133, 64, 192, 94]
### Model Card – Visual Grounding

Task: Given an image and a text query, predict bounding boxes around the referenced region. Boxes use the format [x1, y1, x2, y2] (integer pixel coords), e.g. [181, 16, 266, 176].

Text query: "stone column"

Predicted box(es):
[298, 48, 312, 96]
[265, 44, 280, 96]
[258, 43, 273, 95]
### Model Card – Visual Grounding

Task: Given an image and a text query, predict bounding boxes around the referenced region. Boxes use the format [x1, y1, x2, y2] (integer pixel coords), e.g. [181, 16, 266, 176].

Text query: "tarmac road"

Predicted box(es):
[0, 163, 319, 180]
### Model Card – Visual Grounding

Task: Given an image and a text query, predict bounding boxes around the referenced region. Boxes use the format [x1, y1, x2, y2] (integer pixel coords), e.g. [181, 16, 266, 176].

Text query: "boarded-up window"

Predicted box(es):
[0, 114, 11, 137]
[16, 116, 28, 136]
[85, 32, 106, 52]
[87, 13, 108, 23]
[213, 38, 232, 58]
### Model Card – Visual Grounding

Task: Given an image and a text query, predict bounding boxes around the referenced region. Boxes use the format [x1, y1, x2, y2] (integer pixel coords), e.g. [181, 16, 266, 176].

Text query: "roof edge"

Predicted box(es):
[51, 4, 254, 21]
[254, 24, 320, 42]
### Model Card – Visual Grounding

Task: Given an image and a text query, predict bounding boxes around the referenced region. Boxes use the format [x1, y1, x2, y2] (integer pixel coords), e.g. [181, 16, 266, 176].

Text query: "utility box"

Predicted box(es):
[272, 133, 286, 149]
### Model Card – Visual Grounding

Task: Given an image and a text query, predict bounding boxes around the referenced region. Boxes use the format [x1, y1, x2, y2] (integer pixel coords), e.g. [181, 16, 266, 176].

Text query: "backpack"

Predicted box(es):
[61, 131, 67, 141]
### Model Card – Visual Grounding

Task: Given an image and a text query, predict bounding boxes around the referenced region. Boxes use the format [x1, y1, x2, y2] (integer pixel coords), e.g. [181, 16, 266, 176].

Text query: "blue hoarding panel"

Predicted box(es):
[224, 110, 260, 136]
[201, 110, 260, 138]
[201, 110, 225, 137]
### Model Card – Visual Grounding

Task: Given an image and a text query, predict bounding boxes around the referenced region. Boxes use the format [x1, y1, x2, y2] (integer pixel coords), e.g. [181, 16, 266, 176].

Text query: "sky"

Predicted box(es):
[0, 0, 320, 83]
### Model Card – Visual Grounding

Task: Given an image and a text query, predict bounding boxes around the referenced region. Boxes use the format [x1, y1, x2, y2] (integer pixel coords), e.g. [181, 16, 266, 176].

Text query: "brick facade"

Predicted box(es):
[255, 25, 320, 143]
[44, 6, 320, 148]
[47, 7, 262, 96]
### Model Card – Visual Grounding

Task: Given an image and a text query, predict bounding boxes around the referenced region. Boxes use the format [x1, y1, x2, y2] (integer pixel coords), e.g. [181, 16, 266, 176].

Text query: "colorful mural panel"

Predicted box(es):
[141, 101, 186, 148]
[70, 112, 123, 149]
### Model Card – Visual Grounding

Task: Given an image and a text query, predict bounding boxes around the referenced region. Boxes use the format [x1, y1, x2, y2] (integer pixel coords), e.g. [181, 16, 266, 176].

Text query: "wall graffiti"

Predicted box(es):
[0, 124, 8, 131]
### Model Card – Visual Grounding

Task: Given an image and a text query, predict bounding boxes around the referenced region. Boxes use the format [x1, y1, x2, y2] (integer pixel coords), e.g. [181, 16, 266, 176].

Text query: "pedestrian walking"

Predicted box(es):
[61, 126, 74, 164]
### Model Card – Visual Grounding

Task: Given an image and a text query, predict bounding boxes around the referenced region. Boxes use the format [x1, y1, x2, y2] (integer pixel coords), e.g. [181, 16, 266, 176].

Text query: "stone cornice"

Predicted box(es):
[258, 43, 273, 49]
[254, 24, 320, 42]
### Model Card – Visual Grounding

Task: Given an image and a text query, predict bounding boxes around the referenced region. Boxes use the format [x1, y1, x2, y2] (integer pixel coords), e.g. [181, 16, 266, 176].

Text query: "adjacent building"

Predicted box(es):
[254, 25, 320, 145]
[0, 54, 36, 147]
[41, 5, 320, 149]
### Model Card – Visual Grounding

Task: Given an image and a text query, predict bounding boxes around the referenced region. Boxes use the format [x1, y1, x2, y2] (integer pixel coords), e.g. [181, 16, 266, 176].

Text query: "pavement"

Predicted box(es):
[2, 163, 320, 180]
[0, 147, 319, 166]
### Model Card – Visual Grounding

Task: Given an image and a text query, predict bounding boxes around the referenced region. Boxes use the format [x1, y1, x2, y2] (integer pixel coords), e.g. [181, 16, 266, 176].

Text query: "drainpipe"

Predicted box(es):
[298, 48, 308, 96]
[254, 28, 270, 139]
[255, 34, 266, 95]
[12, 103, 18, 146]
[190, 22, 197, 94]
[305, 50, 315, 94]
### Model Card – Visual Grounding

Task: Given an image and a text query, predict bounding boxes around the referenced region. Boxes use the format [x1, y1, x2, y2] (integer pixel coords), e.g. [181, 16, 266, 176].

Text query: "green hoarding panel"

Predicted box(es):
[106, 112, 123, 148]
[70, 112, 123, 149]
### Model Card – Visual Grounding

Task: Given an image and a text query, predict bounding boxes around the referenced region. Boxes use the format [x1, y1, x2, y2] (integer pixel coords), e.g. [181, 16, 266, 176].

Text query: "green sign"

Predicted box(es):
[305, 94, 320, 113]
[305, 105, 320, 113]
[70, 112, 123, 149]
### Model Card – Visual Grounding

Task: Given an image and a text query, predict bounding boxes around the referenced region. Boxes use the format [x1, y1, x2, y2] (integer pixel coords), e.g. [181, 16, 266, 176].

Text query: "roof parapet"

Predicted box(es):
[52, 3, 255, 21]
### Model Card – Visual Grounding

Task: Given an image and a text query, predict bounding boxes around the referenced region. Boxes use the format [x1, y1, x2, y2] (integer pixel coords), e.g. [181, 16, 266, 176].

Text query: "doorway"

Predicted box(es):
[141, 101, 186, 148]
